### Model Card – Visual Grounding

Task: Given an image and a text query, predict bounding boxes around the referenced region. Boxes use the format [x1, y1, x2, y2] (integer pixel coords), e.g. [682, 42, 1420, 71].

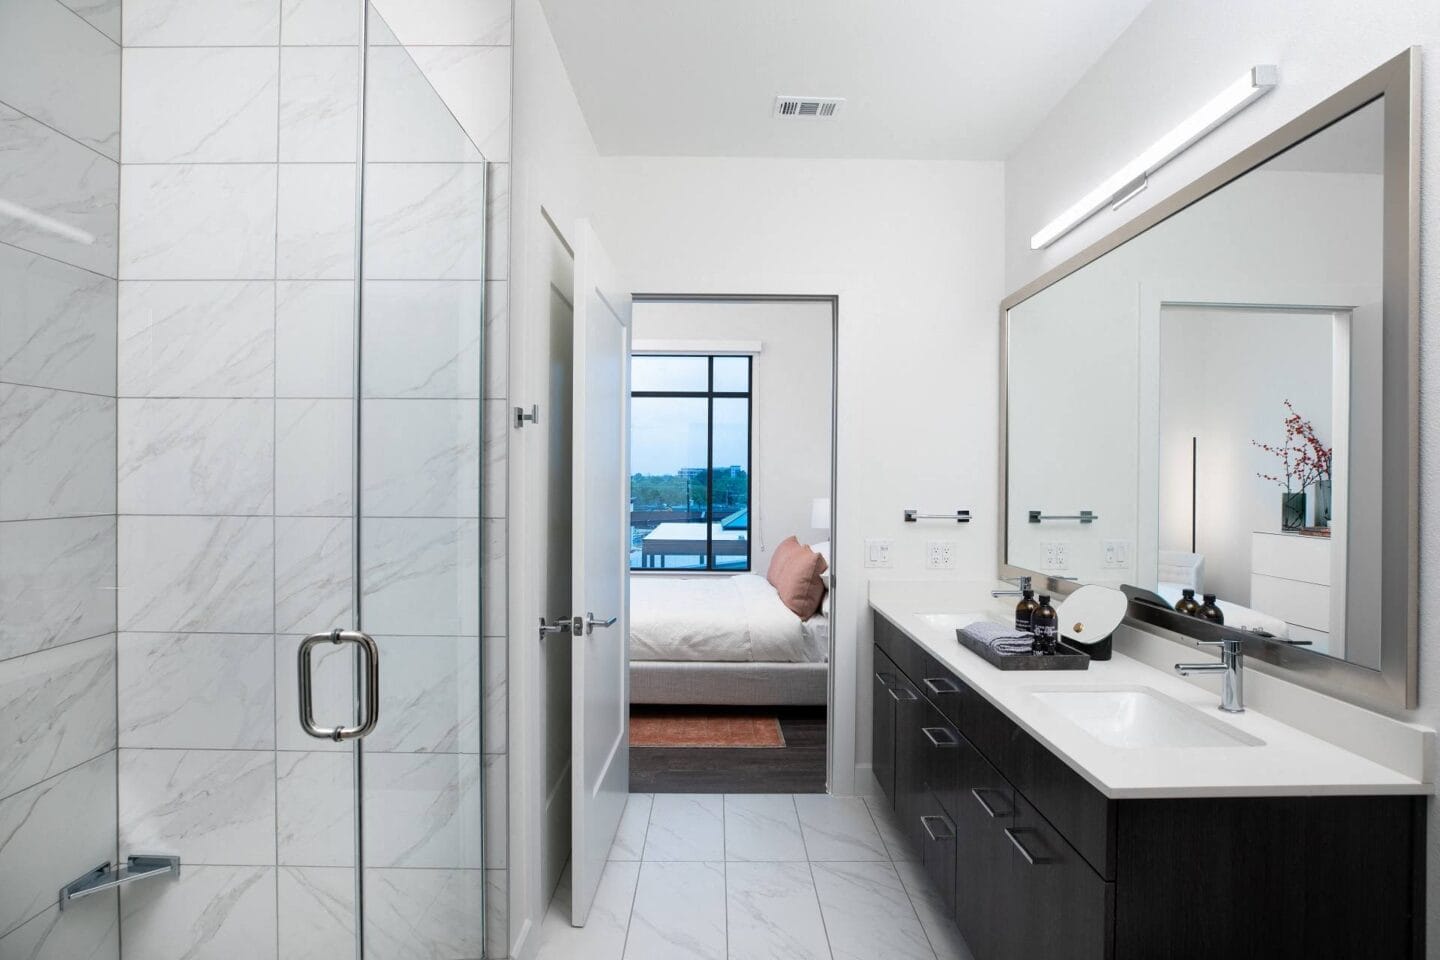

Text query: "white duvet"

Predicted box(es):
[630, 573, 824, 663]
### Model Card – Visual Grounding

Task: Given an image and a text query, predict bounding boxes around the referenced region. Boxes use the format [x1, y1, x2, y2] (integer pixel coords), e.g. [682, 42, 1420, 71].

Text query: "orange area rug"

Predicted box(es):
[630, 711, 786, 748]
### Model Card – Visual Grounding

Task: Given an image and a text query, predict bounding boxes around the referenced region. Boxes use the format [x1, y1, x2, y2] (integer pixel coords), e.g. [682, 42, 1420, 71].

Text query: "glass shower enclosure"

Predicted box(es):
[0, 0, 489, 956]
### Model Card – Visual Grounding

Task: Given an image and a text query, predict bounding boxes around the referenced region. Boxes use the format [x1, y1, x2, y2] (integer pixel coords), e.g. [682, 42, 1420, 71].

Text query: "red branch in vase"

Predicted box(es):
[1253, 399, 1332, 492]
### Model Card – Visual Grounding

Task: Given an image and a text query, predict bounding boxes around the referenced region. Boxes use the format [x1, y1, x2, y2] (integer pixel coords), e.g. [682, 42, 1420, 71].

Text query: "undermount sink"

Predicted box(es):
[1028, 685, 1265, 749]
[916, 612, 987, 631]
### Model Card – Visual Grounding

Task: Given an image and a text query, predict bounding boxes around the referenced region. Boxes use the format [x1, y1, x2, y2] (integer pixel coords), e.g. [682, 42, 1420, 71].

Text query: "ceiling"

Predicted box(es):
[538, 0, 1153, 160]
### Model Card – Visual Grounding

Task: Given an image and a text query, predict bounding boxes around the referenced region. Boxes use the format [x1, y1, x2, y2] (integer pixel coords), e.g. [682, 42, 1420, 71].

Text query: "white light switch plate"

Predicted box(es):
[865, 539, 894, 568]
[1102, 539, 1131, 568]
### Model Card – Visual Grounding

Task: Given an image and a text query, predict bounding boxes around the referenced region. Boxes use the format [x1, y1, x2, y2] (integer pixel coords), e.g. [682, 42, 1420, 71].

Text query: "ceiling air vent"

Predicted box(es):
[774, 96, 845, 120]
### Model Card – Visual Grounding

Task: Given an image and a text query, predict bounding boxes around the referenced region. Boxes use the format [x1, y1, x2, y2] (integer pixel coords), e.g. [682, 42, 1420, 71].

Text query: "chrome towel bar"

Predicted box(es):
[904, 509, 971, 523]
[1028, 510, 1097, 523]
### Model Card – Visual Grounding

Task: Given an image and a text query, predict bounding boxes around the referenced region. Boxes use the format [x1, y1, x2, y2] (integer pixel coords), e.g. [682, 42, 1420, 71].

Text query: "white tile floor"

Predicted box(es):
[534, 793, 975, 960]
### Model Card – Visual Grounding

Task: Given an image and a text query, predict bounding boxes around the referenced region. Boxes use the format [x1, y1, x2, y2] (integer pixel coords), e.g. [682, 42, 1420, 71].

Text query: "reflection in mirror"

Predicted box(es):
[1005, 97, 1384, 671]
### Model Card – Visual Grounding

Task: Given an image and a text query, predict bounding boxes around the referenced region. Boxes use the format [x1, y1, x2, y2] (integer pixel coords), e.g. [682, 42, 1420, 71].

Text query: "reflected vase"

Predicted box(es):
[1281, 491, 1306, 531]
[1312, 478, 1332, 528]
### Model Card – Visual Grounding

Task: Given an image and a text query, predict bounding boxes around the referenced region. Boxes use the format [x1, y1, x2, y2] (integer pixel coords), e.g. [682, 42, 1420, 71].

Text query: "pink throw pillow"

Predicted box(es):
[766, 536, 829, 618]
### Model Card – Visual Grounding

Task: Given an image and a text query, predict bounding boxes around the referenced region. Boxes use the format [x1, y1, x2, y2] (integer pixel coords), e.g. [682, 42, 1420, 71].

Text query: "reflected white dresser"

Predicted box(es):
[1250, 531, 1334, 654]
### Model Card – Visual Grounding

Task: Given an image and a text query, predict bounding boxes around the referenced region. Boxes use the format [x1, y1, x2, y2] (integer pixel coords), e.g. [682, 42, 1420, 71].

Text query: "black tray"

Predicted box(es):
[955, 630, 1091, 670]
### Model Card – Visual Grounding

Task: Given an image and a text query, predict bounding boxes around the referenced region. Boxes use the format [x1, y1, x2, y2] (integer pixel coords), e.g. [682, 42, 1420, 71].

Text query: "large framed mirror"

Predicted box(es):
[999, 48, 1419, 709]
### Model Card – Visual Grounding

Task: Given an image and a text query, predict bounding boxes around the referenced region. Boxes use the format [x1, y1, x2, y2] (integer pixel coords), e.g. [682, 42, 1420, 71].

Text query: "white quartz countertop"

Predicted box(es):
[869, 581, 1431, 799]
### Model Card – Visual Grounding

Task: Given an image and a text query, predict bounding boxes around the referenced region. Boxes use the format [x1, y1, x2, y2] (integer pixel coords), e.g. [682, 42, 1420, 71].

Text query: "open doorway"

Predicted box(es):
[626, 296, 837, 793]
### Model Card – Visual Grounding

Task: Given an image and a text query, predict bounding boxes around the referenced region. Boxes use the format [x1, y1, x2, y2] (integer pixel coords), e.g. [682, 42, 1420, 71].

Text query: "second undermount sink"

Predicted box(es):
[1028, 685, 1265, 749]
[916, 612, 988, 631]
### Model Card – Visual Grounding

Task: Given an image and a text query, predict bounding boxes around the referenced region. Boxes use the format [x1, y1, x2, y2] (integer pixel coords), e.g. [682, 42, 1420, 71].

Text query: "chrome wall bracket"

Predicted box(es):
[60, 855, 180, 909]
[515, 404, 540, 428]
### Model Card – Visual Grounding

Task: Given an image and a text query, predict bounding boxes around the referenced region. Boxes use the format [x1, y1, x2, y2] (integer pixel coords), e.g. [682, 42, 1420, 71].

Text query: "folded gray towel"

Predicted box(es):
[957, 620, 1034, 656]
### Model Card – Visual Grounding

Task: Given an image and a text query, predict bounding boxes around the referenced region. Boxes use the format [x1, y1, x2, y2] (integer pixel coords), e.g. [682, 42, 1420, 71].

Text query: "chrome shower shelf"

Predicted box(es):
[60, 855, 180, 908]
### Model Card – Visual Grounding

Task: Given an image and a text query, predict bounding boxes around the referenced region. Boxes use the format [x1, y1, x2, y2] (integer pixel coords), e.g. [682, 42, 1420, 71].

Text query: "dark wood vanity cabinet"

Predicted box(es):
[871, 611, 1425, 960]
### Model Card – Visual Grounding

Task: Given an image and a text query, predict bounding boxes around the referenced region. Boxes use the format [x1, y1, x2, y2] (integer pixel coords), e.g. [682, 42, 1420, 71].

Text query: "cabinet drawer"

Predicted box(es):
[916, 700, 962, 820]
[961, 682, 1115, 879]
[874, 612, 927, 686]
[872, 646, 899, 804]
[917, 649, 965, 727]
[1010, 792, 1113, 960]
[917, 795, 957, 918]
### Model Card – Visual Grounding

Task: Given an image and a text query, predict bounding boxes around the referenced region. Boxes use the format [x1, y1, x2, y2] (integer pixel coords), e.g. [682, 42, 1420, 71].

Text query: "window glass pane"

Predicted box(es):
[632, 355, 708, 393]
[713, 356, 750, 393]
[631, 396, 709, 569]
[711, 397, 750, 569]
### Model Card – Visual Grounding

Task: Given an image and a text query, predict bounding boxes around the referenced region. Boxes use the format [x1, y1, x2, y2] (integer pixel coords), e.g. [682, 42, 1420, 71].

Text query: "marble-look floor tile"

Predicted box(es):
[118, 398, 274, 515]
[275, 399, 352, 516]
[359, 518, 480, 636]
[726, 861, 831, 960]
[408, 46, 511, 162]
[0, 517, 115, 661]
[362, 163, 487, 279]
[362, 867, 483, 960]
[274, 517, 353, 635]
[362, 753, 482, 868]
[275, 281, 354, 399]
[364, 634, 479, 753]
[609, 793, 653, 861]
[724, 795, 808, 862]
[624, 861, 725, 960]
[360, 280, 483, 398]
[642, 794, 724, 862]
[363, 49, 483, 164]
[0, 384, 115, 520]
[535, 860, 639, 960]
[0, 634, 115, 798]
[281, 0, 359, 45]
[58, 0, 121, 41]
[865, 795, 918, 862]
[119, 748, 276, 865]
[122, 48, 278, 163]
[118, 280, 273, 399]
[276, 752, 354, 868]
[277, 866, 354, 960]
[367, 0, 510, 45]
[0, 890, 118, 960]
[0, 245, 116, 395]
[810, 861, 935, 960]
[277, 164, 356, 281]
[118, 516, 274, 633]
[0, 0, 119, 159]
[117, 632, 273, 750]
[279, 47, 358, 163]
[119, 164, 275, 280]
[895, 860, 976, 960]
[360, 399, 480, 517]
[794, 794, 890, 861]
[120, 865, 277, 960]
[123, 0, 279, 45]
[0, 753, 116, 939]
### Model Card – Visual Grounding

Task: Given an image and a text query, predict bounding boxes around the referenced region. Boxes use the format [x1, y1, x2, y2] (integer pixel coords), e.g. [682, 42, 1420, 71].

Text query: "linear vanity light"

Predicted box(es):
[1029, 65, 1279, 250]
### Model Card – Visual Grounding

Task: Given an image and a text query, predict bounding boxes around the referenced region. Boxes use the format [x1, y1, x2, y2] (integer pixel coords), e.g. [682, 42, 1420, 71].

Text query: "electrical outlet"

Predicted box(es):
[926, 541, 956, 570]
[1042, 541, 1069, 571]
[865, 539, 894, 568]
[1102, 539, 1131, 569]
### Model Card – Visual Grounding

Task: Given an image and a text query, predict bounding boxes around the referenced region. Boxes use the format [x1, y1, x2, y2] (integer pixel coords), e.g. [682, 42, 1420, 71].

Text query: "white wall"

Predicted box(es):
[1003, 0, 1440, 945]
[591, 157, 1006, 797]
[632, 299, 834, 575]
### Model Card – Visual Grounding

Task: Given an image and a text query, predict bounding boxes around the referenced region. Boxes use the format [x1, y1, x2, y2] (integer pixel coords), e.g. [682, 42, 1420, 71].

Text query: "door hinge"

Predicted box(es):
[515, 404, 540, 428]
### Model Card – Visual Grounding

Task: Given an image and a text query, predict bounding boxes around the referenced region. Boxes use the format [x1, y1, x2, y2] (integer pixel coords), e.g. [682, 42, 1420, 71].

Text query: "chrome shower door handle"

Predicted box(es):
[298, 629, 381, 741]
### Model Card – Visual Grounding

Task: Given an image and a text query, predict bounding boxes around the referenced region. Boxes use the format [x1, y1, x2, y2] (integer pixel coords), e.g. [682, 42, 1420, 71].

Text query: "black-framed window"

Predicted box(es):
[630, 354, 752, 571]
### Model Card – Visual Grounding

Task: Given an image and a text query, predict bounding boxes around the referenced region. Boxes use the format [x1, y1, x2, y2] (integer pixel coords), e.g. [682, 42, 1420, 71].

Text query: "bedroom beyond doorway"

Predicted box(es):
[628, 297, 837, 794]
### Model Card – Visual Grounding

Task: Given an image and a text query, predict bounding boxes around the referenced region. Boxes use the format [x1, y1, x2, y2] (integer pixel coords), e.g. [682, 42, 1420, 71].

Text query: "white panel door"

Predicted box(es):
[570, 220, 631, 925]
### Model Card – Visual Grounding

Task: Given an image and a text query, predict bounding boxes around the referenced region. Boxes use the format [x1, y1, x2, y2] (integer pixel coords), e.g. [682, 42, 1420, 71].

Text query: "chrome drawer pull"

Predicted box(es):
[921, 814, 956, 842]
[888, 686, 918, 702]
[922, 676, 961, 695]
[971, 787, 1005, 819]
[921, 726, 958, 747]
[1004, 827, 1049, 865]
[874, 671, 894, 686]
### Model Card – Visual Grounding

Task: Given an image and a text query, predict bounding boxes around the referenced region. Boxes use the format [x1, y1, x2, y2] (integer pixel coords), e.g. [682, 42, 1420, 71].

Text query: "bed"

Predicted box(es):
[629, 572, 829, 705]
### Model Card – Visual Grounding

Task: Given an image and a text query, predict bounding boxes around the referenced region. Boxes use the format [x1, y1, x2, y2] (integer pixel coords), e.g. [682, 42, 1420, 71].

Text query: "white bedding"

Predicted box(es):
[630, 573, 828, 663]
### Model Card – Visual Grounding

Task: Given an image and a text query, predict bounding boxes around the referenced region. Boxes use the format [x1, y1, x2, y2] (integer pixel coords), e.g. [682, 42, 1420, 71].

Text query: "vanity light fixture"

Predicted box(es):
[1029, 65, 1279, 250]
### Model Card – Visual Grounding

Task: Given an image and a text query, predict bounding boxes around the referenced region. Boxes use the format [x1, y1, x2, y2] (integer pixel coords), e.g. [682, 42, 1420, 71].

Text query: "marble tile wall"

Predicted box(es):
[0, 0, 122, 957]
[110, 0, 512, 956]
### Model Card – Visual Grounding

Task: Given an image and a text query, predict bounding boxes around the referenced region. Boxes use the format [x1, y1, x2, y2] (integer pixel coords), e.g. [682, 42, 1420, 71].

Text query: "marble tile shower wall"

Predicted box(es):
[0, 0, 123, 956]
[107, 0, 513, 957]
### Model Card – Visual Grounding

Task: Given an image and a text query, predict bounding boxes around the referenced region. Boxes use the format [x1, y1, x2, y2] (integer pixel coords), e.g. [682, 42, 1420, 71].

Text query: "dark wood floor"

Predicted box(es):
[629, 706, 827, 794]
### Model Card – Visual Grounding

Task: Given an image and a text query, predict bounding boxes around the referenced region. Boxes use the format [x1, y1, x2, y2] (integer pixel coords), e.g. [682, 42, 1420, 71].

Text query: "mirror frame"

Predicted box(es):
[998, 48, 1420, 710]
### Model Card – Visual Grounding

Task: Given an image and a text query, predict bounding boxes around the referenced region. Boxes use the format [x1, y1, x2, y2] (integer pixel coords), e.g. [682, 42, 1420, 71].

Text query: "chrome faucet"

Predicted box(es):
[1175, 636, 1245, 713]
[991, 575, 1032, 599]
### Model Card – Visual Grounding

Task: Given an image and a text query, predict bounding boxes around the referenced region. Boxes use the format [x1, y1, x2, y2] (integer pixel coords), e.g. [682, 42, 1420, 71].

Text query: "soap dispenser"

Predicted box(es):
[1014, 589, 1039, 633]
[1032, 595, 1059, 654]
[1197, 593, 1225, 625]
[1174, 588, 1200, 617]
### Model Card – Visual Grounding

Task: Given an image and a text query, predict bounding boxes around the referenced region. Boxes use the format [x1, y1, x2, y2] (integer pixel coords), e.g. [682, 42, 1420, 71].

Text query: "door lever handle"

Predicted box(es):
[583, 613, 618, 634]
